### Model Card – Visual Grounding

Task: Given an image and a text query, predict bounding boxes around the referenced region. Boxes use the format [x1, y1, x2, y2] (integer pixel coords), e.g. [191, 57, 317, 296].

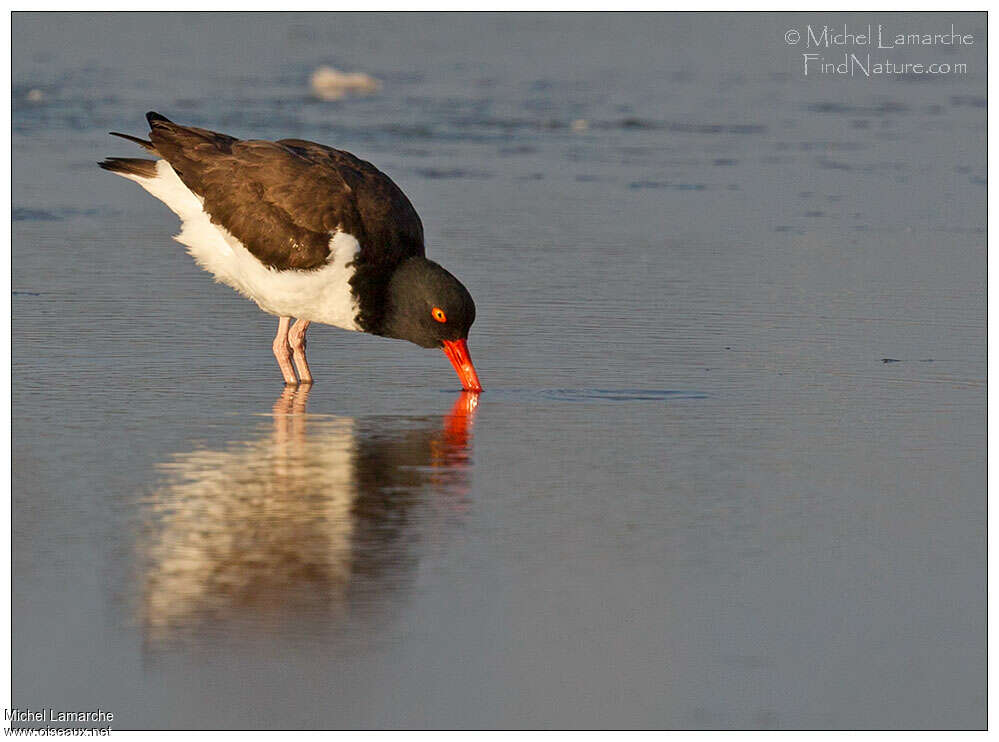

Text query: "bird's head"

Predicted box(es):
[382, 257, 483, 392]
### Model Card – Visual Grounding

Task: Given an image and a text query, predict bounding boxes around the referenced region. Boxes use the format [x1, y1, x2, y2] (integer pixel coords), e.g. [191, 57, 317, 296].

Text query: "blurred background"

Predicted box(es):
[12, 13, 986, 729]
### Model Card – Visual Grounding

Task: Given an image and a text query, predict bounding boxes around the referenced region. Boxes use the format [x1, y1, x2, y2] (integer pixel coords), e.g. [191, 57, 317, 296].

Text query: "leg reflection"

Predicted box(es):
[140, 390, 478, 642]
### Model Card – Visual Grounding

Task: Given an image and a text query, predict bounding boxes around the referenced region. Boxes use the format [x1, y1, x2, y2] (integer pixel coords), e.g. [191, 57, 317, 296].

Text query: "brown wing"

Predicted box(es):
[146, 114, 424, 271]
[276, 138, 426, 265]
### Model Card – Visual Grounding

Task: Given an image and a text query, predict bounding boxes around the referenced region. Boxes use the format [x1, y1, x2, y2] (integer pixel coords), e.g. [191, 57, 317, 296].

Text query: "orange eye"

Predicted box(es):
[432, 307, 447, 323]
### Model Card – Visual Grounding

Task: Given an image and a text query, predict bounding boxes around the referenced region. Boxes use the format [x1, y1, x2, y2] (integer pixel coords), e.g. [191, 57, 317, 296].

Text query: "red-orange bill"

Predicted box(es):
[441, 339, 483, 393]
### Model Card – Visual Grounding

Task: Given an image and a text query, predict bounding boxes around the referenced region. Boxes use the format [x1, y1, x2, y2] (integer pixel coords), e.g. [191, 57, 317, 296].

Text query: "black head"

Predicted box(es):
[382, 257, 476, 348]
[381, 257, 482, 391]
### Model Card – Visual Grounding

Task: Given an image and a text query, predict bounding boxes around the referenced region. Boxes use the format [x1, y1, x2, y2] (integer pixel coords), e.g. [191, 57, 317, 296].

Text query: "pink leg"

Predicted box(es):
[272, 317, 298, 385]
[289, 319, 313, 384]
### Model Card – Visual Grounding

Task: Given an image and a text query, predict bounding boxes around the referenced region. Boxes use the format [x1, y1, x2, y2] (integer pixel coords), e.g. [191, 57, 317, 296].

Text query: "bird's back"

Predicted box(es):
[144, 115, 426, 272]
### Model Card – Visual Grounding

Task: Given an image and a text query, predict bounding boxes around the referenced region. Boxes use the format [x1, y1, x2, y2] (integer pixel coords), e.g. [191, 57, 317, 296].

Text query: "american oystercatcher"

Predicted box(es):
[99, 112, 482, 391]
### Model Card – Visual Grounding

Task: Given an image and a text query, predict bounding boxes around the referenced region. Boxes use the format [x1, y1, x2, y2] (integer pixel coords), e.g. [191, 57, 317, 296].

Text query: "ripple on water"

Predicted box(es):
[476, 388, 707, 403]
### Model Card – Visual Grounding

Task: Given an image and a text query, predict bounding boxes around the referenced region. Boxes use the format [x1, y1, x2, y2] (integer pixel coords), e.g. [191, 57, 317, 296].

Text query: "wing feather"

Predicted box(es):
[146, 116, 424, 272]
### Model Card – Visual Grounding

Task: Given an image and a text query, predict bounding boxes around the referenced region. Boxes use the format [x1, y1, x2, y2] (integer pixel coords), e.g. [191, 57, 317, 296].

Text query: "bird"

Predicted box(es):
[309, 65, 381, 101]
[99, 112, 482, 391]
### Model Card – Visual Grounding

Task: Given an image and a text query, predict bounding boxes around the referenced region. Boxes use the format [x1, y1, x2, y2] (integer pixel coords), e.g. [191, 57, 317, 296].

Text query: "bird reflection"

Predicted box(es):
[139, 388, 479, 642]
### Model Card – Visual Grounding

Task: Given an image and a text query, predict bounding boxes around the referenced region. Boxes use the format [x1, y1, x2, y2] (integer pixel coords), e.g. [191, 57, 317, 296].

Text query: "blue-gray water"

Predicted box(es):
[13, 13, 985, 729]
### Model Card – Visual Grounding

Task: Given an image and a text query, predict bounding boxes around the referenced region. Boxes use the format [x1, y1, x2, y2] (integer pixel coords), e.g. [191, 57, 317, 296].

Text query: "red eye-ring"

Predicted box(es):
[432, 307, 447, 323]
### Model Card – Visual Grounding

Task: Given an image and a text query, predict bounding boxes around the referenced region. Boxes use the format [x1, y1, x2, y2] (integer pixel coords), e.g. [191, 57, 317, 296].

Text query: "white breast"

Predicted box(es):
[122, 160, 362, 330]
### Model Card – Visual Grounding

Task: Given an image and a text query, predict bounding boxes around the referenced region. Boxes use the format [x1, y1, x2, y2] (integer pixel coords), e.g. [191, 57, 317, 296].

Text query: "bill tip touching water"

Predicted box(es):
[99, 111, 483, 392]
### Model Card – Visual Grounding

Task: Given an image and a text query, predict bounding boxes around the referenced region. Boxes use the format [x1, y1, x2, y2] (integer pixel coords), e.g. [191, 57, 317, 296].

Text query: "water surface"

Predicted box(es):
[12, 12, 986, 729]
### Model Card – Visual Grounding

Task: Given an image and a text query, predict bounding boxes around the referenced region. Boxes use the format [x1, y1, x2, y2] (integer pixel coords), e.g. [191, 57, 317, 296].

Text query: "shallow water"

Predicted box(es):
[12, 12, 986, 729]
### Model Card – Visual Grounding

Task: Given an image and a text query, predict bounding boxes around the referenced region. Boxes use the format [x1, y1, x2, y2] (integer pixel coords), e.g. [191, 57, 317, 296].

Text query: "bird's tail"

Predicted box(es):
[98, 157, 158, 179]
[99, 115, 171, 177]
[109, 130, 157, 151]
[100, 117, 166, 179]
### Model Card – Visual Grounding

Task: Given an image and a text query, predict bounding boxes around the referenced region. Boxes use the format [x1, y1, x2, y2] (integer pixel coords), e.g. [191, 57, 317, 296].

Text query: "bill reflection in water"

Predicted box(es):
[139, 389, 479, 641]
